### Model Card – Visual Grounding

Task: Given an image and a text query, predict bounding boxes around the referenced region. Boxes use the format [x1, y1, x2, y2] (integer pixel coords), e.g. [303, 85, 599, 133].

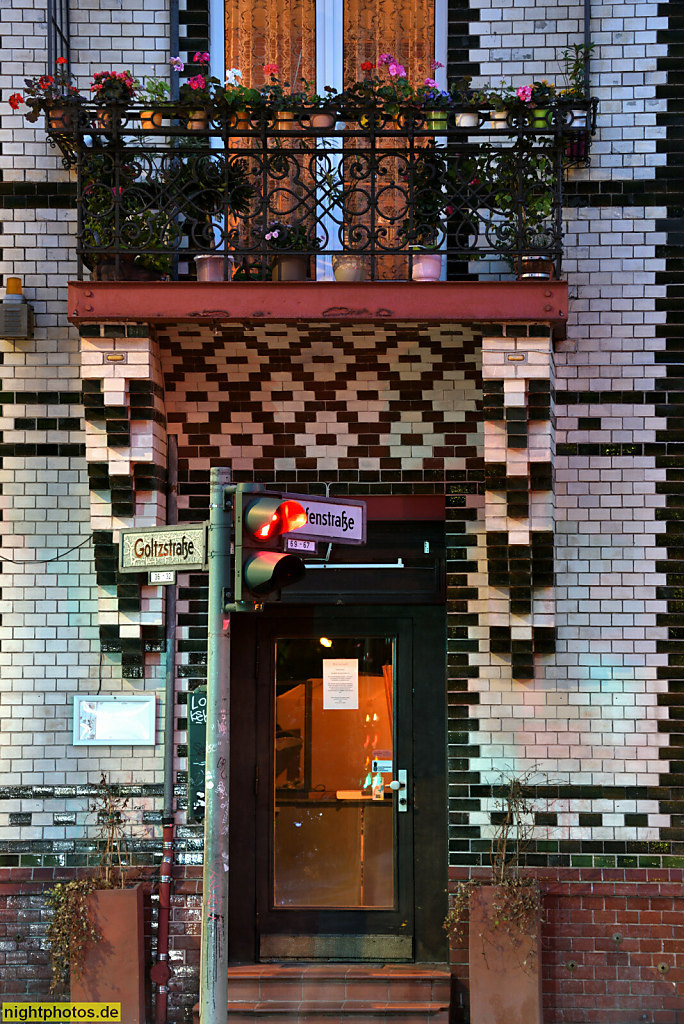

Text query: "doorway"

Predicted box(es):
[229, 605, 447, 964]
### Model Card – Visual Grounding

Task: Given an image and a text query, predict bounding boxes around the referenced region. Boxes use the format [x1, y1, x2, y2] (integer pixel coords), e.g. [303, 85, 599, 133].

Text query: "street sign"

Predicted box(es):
[119, 524, 207, 573]
[282, 495, 366, 545]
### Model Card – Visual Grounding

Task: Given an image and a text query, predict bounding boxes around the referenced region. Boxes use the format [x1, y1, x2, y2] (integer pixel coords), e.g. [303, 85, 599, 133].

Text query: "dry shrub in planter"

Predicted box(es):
[45, 774, 135, 994]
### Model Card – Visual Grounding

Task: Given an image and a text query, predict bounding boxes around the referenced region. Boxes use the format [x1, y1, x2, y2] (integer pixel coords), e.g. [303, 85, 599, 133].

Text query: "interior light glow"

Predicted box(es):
[319, 637, 333, 648]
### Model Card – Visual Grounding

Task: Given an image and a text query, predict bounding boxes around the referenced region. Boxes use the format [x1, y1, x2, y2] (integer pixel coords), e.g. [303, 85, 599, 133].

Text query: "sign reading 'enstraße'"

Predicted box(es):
[285, 496, 366, 545]
[119, 524, 207, 573]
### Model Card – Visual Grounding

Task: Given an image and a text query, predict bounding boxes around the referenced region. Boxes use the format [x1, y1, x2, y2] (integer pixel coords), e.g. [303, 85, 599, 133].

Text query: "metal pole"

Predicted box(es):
[199, 467, 233, 1024]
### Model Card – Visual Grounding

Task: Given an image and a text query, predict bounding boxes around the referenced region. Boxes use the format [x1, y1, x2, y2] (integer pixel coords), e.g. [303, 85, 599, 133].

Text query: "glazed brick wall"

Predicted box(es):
[447, 867, 684, 1024]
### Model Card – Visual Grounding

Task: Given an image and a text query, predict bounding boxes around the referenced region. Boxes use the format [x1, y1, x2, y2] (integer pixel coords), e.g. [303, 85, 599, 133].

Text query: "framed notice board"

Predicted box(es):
[73, 694, 156, 746]
[187, 686, 207, 820]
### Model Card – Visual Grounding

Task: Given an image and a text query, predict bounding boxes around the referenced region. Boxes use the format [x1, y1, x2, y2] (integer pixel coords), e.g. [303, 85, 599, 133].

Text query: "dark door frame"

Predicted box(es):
[228, 604, 447, 964]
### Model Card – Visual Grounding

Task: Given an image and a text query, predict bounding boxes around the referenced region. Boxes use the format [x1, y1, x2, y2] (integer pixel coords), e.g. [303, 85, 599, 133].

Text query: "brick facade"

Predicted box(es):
[2, 0, 684, 1019]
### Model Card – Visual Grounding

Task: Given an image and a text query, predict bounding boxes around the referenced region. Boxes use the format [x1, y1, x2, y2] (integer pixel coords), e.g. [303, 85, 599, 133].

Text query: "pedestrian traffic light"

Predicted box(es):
[228, 486, 309, 608]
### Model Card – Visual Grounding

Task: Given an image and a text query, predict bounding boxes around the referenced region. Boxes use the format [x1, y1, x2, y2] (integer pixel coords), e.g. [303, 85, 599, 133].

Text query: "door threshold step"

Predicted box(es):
[225, 1003, 449, 1014]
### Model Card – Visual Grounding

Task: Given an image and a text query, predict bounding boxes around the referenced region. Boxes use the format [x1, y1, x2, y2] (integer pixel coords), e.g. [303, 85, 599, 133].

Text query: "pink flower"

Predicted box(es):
[263, 63, 280, 77]
[378, 53, 394, 66]
[188, 74, 205, 90]
[424, 77, 438, 88]
[169, 57, 184, 72]
[430, 60, 444, 71]
[517, 85, 533, 103]
[388, 62, 406, 78]
[194, 52, 209, 64]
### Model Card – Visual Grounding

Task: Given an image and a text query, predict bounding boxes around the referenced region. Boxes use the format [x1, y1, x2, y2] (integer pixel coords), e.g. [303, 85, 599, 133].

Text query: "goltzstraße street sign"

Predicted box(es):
[119, 524, 207, 573]
[282, 494, 366, 545]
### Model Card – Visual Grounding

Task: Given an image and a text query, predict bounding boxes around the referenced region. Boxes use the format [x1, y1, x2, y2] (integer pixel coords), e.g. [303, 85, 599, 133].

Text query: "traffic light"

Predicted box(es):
[228, 486, 308, 608]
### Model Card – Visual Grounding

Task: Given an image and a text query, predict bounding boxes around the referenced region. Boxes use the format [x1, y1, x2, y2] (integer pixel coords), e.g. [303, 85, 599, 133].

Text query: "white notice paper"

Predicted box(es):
[323, 659, 359, 709]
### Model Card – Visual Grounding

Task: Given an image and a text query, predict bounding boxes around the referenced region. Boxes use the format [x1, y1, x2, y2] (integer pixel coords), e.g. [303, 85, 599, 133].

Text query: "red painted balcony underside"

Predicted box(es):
[68, 280, 568, 331]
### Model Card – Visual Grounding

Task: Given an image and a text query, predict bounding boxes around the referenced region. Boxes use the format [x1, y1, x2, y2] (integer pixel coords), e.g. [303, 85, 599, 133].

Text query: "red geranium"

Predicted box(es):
[9, 93, 23, 110]
[361, 61, 375, 72]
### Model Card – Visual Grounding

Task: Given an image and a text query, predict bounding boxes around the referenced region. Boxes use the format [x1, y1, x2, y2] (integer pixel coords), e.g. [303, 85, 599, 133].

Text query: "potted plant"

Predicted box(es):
[415, 61, 452, 131]
[175, 51, 220, 129]
[81, 152, 173, 280]
[138, 75, 170, 129]
[341, 53, 418, 128]
[477, 78, 516, 129]
[447, 74, 480, 129]
[45, 775, 145, 1024]
[299, 79, 339, 129]
[14, 58, 85, 131]
[445, 771, 545, 1024]
[515, 79, 558, 130]
[90, 69, 136, 130]
[558, 41, 594, 126]
[401, 150, 448, 280]
[265, 219, 322, 280]
[485, 138, 558, 278]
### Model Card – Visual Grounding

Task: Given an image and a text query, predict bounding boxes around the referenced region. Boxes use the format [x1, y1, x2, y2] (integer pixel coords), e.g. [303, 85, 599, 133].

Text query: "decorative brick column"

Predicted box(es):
[481, 325, 555, 679]
[79, 323, 168, 679]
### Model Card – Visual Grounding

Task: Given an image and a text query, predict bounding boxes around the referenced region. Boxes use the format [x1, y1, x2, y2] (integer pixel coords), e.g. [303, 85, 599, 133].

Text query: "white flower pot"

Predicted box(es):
[195, 255, 234, 282]
[411, 253, 442, 282]
[453, 111, 479, 128]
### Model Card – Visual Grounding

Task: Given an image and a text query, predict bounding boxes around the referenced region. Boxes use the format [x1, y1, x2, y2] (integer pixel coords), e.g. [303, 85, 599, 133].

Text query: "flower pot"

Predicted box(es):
[531, 107, 551, 130]
[426, 111, 448, 131]
[565, 135, 588, 161]
[186, 109, 208, 131]
[411, 252, 442, 282]
[566, 107, 587, 129]
[332, 254, 366, 282]
[310, 111, 336, 129]
[195, 254, 234, 282]
[488, 110, 509, 130]
[91, 256, 166, 282]
[95, 108, 115, 131]
[70, 886, 145, 1024]
[271, 254, 309, 281]
[47, 106, 77, 132]
[453, 111, 479, 128]
[518, 256, 555, 280]
[468, 885, 542, 1024]
[140, 109, 164, 130]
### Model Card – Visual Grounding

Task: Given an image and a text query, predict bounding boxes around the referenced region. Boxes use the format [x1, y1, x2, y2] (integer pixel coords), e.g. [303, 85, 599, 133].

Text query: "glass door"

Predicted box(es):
[256, 614, 415, 961]
[273, 636, 397, 909]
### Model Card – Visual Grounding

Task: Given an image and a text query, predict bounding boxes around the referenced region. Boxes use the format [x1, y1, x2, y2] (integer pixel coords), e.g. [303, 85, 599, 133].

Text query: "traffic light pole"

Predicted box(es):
[200, 467, 234, 1024]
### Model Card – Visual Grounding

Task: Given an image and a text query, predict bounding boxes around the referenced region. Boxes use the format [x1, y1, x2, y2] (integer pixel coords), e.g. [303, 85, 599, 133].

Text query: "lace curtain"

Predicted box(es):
[343, 0, 434, 86]
[225, 0, 316, 89]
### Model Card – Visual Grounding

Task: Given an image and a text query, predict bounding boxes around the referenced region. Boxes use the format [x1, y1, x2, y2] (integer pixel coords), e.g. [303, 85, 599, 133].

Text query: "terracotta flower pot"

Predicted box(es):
[517, 256, 555, 280]
[411, 252, 442, 282]
[186, 109, 208, 130]
[310, 111, 336, 129]
[271, 254, 309, 281]
[47, 106, 78, 132]
[489, 110, 509, 130]
[140, 109, 164, 130]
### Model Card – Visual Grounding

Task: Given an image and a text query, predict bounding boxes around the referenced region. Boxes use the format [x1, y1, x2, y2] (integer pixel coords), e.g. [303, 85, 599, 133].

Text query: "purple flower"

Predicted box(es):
[378, 53, 394, 66]
[423, 77, 438, 88]
[169, 57, 184, 72]
[430, 60, 444, 71]
[388, 62, 406, 78]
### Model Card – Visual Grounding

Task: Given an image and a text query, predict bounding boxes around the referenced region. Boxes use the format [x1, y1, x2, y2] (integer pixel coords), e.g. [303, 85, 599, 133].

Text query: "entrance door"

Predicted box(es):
[229, 606, 447, 964]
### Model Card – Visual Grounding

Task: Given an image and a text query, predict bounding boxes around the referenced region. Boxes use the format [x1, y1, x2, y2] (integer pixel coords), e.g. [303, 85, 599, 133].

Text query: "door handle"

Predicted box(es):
[389, 769, 408, 812]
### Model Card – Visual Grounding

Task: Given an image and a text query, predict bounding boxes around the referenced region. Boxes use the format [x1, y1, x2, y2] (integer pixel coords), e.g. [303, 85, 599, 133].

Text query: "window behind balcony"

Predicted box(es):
[224, 0, 434, 89]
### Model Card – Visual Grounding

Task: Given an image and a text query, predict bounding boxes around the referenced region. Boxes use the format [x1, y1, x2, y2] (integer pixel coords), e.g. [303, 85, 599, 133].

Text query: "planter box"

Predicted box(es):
[70, 885, 145, 1024]
[468, 885, 542, 1024]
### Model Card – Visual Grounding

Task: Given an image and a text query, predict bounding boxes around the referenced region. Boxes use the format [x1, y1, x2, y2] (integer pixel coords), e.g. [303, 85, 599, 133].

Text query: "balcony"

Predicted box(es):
[49, 99, 596, 286]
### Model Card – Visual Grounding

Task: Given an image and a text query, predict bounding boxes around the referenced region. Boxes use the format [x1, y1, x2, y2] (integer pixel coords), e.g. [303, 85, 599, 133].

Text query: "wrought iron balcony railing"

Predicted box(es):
[50, 101, 596, 283]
